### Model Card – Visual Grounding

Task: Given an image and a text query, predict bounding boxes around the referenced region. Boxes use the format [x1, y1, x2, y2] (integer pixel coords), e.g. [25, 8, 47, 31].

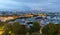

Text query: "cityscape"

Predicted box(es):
[0, 11, 60, 35]
[0, 0, 60, 35]
[0, 11, 60, 23]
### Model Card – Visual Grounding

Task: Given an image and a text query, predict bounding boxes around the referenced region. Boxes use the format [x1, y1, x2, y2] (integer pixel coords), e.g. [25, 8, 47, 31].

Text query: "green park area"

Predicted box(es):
[0, 21, 60, 35]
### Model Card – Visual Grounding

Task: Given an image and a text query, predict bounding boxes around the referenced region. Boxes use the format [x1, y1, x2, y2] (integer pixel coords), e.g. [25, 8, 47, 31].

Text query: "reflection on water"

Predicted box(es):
[11, 16, 60, 25]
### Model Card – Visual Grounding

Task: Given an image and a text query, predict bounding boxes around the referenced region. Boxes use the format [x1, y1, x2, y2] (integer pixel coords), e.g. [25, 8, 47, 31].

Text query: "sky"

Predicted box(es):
[0, 0, 60, 12]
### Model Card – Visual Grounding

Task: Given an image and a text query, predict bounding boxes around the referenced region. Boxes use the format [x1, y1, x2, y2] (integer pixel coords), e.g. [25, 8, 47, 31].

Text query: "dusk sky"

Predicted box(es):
[0, 0, 60, 12]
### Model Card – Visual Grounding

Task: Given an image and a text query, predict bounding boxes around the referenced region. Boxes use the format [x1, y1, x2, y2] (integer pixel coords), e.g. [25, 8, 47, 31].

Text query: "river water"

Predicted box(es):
[12, 16, 60, 26]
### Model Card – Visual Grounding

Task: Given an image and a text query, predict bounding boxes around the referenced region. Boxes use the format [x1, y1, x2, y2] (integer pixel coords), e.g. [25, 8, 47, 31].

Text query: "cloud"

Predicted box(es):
[0, 0, 22, 9]
[0, 0, 60, 12]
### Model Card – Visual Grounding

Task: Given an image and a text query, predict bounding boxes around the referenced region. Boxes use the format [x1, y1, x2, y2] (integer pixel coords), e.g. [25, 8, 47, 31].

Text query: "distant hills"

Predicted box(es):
[0, 10, 60, 16]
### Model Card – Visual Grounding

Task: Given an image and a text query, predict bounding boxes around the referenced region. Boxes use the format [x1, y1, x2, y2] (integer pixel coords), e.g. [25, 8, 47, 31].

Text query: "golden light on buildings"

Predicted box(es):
[38, 14, 46, 16]
[23, 14, 33, 17]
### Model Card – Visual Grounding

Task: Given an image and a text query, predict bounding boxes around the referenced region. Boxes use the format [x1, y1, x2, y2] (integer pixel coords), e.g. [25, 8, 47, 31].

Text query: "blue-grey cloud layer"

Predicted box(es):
[0, 0, 60, 12]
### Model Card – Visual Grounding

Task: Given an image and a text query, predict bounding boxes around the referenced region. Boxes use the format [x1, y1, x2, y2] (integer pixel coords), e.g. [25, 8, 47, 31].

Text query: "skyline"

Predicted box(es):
[0, 0, 60, 12]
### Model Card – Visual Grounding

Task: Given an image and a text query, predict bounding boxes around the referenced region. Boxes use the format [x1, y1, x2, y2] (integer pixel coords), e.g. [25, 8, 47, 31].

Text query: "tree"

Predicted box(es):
[0, 22, 4, 27]
[32, 22, 41, 32]
[31, 32, 40, 35]
[55, 23, 60, 35]
[28, 22, 41, 35]
[2, 22, 11, 35]
[2, 29, 10, 35]
[12, 22, 27, 35]
[42, 22, 57, 35]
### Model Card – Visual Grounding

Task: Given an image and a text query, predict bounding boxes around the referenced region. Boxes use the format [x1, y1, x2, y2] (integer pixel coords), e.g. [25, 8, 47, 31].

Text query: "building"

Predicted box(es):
[23, 14, 33, 17]
[0, 16, 18, 22]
